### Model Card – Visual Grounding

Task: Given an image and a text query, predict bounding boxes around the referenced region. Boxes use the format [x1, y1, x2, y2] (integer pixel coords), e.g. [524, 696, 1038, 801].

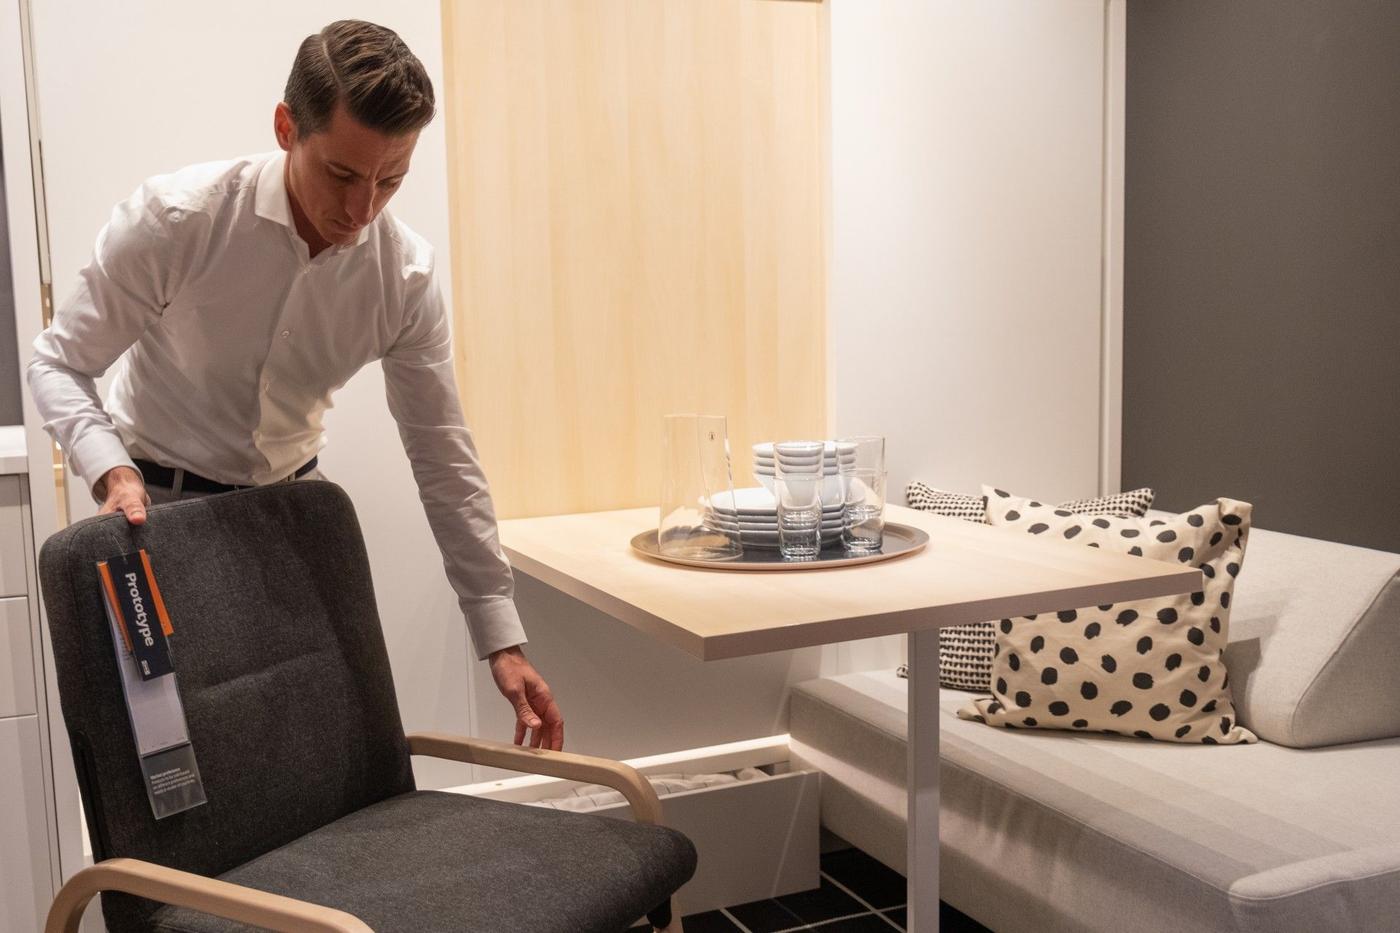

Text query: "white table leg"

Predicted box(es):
[907, 626, 940, 932]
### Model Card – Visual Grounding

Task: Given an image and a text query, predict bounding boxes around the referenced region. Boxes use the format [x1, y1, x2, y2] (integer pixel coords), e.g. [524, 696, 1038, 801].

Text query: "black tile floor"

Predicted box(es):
[633, 846, 992, 932]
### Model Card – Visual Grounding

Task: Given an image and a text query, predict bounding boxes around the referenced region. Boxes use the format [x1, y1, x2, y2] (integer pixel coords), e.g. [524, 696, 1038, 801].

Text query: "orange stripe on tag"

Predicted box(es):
[139, 549, 174, 636]
[97, 562, 133, 653]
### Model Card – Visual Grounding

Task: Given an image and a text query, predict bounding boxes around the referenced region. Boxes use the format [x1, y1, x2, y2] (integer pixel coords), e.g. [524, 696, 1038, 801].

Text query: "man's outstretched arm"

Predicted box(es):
[381, 261, 563, 750]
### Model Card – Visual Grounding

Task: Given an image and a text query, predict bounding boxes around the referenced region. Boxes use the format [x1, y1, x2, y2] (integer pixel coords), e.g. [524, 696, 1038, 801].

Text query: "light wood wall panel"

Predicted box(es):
[442, 0, 827, 518]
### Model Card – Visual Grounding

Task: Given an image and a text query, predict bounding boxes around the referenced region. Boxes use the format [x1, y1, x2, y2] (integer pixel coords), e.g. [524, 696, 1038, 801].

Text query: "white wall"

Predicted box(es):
[27, 1, 485, 884]
[828, 0, 1111, 506]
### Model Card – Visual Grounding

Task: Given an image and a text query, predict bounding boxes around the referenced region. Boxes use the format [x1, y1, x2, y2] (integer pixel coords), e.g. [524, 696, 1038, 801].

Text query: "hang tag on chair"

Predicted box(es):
[99, 550, 173, 680]
[98, 550, 207, 819]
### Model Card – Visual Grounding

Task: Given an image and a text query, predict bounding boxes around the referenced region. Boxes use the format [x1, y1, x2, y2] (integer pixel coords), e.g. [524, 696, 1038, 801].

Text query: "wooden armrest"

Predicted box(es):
[46, 858, 372, 933]
[407, 731, 663, 825]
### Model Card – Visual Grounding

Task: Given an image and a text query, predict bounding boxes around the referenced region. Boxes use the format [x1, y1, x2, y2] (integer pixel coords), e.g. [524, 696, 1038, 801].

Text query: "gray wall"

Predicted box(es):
[0, 140, 23, 425]
[1124, 0, 1400, 554]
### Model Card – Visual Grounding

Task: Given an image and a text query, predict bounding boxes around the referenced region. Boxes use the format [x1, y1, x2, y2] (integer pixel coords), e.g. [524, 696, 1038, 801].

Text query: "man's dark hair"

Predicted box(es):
[284, 20, 435, 137]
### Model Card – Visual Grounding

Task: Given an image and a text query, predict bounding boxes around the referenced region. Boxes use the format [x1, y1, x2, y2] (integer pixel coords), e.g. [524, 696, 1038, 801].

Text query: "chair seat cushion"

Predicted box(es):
[149, 790, 696, 933]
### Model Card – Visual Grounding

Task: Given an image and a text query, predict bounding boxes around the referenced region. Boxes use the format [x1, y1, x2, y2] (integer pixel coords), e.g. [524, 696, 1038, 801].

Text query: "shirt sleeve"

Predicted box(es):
[27, 185, 185, 493]
[382, 260, 527, 659]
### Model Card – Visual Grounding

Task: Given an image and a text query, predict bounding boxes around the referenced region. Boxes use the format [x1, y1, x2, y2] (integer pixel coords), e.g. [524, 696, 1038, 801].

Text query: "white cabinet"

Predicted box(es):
[0, 596, 35, 718]
[0, 462, 56, 931]
[0, 476, 28, 597]
[0, 716, 51, 933]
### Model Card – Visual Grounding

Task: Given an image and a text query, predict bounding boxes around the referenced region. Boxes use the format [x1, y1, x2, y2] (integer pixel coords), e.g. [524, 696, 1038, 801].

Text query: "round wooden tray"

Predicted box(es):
[630, 522, 929, 571]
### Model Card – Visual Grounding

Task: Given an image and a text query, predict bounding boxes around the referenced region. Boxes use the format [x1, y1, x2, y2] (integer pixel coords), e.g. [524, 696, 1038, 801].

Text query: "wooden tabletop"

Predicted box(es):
[498, 505, 1202, 661]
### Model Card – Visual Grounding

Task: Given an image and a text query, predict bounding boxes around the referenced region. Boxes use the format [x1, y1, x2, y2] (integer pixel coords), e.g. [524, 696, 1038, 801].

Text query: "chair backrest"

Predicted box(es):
[39, 481, 415, 931]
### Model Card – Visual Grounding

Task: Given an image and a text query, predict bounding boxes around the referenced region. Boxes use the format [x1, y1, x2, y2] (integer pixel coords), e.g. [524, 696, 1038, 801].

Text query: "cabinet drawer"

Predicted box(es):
[1, 597, 36, 718]
[0, 716, 53, 933]
[0, 476, 27, 598]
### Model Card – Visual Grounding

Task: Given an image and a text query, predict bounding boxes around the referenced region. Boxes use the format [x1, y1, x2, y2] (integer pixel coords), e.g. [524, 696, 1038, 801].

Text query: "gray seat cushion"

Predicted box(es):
[151, 790, 696, 933]
[1220, 525, 1400, 747]
[790, 671, 1400, 933]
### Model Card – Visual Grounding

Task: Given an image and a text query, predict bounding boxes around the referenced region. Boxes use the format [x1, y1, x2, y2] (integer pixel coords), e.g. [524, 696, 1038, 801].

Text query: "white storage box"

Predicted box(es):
[447, 735, 819, 916]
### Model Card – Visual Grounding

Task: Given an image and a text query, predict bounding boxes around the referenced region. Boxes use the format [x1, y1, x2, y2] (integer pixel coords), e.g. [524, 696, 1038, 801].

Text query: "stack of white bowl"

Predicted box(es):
[752, 441, 854, 506]
[707, 487, 844, 550]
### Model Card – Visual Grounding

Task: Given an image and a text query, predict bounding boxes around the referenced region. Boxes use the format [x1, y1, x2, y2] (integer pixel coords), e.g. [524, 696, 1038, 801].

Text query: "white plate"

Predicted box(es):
[710, 509, 843, 521]
[769, 450, 854, 460]
[710, 490, 842, 515]
[754, 456, 855, 466]
[708, 487, 779, 513]
[756, 462, 840, 473]
[751, 476, 846, 503]
[712, 486, 842, 516]
[769, 440, 825, 457]
[755, 448, 855, 459]
[755, 456, 856, 466]
[753, 441, 858, 459]
[711, 521, 844, 533]
[753, 473, 845, 502]
[755, 453, 853, 461]
[711, 493, 840, 509]
[709, 514, 804, 527]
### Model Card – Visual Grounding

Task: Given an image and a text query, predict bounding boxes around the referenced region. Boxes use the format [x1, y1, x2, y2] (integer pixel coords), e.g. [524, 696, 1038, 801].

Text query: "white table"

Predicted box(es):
[499, 504, 1199, 931]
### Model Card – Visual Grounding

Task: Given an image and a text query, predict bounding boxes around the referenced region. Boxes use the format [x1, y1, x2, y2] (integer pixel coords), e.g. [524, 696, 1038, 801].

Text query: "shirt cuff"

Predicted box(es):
[463, 597, 528, 660]
[67, 430, 137, 501]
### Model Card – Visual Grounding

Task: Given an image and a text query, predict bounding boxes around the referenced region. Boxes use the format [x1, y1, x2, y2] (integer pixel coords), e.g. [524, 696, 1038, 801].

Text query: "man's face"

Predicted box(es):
[275, 101, 418, 248]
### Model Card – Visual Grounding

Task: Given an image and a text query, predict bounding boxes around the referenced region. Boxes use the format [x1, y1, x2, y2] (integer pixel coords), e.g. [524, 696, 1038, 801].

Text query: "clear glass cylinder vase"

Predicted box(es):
[659, 414, 743, 560]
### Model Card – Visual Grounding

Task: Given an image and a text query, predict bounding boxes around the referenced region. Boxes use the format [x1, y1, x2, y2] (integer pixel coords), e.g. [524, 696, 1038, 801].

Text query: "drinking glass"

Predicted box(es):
[776, 461, 823, 561]
[838, 435, 886, 473]
[837, 435, 887, 552]
[659, 414, 742, 560]
[841, 468, 887, 552]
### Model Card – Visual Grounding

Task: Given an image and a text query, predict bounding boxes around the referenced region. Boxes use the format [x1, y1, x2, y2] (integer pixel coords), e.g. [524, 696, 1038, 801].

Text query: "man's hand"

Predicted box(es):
[97, 466, 150, 525]
[488, 646, 564, 750]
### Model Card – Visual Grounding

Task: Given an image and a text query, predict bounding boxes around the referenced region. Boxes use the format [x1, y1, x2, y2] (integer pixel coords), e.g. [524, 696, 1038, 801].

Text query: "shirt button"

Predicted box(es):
[280, 330, 290, 339]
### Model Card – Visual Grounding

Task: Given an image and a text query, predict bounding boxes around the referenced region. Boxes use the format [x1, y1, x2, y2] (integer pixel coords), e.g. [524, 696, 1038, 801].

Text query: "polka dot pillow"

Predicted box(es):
[904, 482, 1156, 692]
[957, 491, 1258, 744]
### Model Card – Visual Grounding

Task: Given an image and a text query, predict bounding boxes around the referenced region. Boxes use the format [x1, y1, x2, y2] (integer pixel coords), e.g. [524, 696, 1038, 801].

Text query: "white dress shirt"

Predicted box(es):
[28, 151, 527, 658]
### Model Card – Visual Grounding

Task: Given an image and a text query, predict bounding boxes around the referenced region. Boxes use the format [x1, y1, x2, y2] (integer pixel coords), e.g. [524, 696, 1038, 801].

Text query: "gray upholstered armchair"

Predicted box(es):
[39, 481, 695, 932]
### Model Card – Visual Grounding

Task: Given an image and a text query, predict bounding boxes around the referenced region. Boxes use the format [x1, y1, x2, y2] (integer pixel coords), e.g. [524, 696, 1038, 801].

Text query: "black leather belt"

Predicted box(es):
[133, 457, 318, 495]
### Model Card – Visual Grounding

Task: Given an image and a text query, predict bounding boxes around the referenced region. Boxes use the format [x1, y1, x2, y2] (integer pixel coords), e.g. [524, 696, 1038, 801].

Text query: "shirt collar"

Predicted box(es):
[254, 151, 370, 249]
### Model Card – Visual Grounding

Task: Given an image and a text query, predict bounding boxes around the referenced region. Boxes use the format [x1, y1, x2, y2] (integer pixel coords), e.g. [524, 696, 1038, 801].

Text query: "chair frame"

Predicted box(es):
[46, 733, 683, 933]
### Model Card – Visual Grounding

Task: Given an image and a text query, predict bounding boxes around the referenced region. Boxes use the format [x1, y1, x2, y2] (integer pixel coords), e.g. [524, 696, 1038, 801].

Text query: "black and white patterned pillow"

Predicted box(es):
[904, 482, 1156, 692]
[959, 493, 1257, 744]
[1053, 487, 1155, 517]
[905, 484, 987, 522]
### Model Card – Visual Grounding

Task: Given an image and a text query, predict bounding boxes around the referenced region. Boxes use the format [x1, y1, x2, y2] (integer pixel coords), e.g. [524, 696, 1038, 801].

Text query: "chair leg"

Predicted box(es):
[648, 898, 682, 932]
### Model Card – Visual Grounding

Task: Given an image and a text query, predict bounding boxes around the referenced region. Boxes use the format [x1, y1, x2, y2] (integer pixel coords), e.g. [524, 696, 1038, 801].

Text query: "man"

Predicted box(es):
[28, 20, 564, 750]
